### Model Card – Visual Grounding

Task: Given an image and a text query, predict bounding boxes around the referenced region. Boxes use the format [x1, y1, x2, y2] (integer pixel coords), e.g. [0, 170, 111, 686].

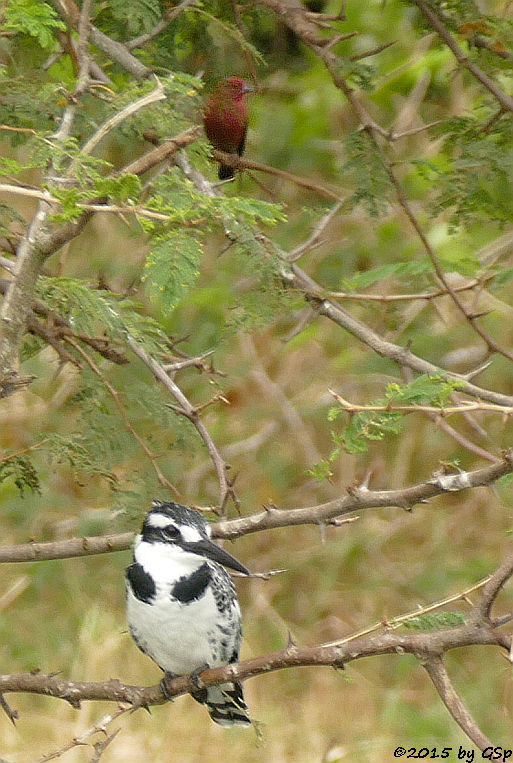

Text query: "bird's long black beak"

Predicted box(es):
[183, 538, 250, 575]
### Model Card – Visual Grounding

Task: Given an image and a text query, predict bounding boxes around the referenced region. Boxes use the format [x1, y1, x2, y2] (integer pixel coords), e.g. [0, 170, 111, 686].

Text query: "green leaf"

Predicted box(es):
[109, 0, 161, 35]
[0, 455, 40, 496]
[4, 0, 65, 49]
[143, 233, 203, 315]
[402, 611, 465, 630]
[328, 375, 464, 456]
[36, 277, 170, 354]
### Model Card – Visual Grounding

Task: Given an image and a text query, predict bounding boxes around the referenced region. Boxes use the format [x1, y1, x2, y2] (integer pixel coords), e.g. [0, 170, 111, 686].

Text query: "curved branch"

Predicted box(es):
[472, 552, 513, 622]
[126, 336, 235, 511]
[423, 657, 493, 750]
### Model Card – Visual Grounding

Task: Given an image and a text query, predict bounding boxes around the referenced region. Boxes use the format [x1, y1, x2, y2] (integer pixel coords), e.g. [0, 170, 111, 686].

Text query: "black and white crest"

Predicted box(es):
[125, 501, 251, 727]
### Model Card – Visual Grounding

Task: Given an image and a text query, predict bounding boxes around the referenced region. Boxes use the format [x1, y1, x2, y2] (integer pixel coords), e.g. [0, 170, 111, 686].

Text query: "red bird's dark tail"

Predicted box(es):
[219, 164, 235, 180]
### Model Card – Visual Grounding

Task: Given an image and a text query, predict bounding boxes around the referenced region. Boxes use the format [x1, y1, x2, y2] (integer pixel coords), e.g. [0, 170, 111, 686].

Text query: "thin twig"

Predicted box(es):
[288, 199, 344, 261]
[65, 338, 178, 495]
[126, 335, 235, 511]
[38, 705, 131, 762]
[412, 0, 513, 115]
[286, 263, 513, 408]
[327, 275, 493, 302]
[323, 575, 492, 647]
[75, 78, 166, 162]
[472, 552, 513, 621]
[212, 150, 343, 200]
[126, 0, 199, 49]
[329, 389, 513, 416]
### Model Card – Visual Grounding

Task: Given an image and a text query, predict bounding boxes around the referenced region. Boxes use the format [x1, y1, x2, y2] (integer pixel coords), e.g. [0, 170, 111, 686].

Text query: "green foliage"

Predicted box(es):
[46, 434, 118, 487]
[431, 114, 513, 229]
[334, 375, 464, 454]
[342, 131, 392, 216]
[310, 376, 465, 478]
[402, 611, 466, 630]
[0, 201, 26, 238]
[48, 174, 141, 222]
[0, 454, 41, 496]
[340, 260, 432, 292]
[143, 232, 203, 315]
[491, 267, 513, 290]
[109, 0, 161, 35]
[36, 277, 170, 355]
[338, 58, 376, 92]
[3, 0, 65, 49]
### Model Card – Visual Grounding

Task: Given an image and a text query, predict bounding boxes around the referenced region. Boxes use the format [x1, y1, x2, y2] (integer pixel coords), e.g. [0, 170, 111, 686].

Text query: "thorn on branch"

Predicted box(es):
[326, 515, 359, 527]
[0, 692, 18, 725]
[305, 2, 346, 23]
[90, 728, 121, 763]
[350, 40, 396, 61]
[286, 630, 298, 650]
[321, 31, 358, 51]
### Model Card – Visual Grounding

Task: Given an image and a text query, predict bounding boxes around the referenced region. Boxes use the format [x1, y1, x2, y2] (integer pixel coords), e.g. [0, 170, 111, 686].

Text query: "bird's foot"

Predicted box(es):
[189, 663, 210, 691]
[160, 672, 176, 702]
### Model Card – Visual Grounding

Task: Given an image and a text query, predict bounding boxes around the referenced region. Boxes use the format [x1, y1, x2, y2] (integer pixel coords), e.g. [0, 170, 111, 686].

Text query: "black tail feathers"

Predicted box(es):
[192, 682, 251, 727]
[219, 164, 235, 180]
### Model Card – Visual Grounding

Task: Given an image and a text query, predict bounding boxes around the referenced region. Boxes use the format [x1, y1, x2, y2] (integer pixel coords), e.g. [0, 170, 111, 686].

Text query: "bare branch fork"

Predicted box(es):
[126, 336, 236, 512]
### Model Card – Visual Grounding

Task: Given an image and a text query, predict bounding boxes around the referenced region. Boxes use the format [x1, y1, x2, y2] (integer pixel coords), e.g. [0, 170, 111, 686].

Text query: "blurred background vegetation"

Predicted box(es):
[1, 0, 513, 759]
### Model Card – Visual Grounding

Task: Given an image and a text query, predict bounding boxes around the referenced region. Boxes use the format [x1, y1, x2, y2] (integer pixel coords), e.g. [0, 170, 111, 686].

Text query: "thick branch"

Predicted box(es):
[0, 451, 511, 563]
[0, 619, 506, 709]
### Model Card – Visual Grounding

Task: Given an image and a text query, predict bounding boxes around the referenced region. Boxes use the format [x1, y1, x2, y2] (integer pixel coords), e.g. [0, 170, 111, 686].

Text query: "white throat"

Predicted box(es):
[134, 535, 205, 583]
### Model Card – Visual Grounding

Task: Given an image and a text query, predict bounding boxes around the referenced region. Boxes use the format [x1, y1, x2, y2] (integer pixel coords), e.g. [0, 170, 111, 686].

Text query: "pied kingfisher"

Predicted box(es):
[125, 501, 251, 727]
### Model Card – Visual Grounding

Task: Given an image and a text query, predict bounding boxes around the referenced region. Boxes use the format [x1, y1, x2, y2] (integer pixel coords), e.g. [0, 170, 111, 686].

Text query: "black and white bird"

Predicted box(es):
[125, 501, 251, 727]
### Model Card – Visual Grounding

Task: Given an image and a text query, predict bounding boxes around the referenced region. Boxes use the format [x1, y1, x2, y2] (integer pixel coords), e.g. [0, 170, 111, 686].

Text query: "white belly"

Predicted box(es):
[126, 585, 238, 676]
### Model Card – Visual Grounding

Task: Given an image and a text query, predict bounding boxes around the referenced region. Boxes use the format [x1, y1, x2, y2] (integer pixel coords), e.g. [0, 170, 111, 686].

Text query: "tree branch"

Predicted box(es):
[212, 150, 343, 200]
[472, 552, 513, 622]
[285, 264, 513, 408]
[126, 336, 235, 512]
[50, 0, 151, 80]
[423, 657, 493, 750]
[0, 618, 507, 713]
[411, 0, 513, 115]
[0, 450, 511, 563]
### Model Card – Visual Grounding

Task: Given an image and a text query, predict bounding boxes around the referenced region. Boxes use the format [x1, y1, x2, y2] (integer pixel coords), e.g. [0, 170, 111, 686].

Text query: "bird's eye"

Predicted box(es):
[164, 526, 180, 540]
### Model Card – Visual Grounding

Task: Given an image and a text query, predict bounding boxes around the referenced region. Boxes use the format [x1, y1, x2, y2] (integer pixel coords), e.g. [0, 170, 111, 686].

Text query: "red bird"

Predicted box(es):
[203, 77, 252, 180]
